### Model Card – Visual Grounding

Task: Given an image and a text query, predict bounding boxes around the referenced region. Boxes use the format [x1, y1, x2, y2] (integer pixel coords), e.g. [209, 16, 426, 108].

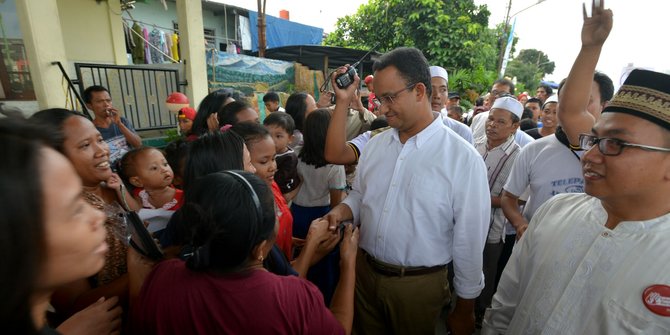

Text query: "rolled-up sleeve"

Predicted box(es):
[342, 156, 364, 224]
[451, 152, 490, 299]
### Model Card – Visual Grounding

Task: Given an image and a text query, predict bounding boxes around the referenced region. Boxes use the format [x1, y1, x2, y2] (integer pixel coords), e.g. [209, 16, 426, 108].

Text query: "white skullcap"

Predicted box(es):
[491, 96, 523, 119]
[542, 94, 558, 109]
[429, 66, 448, 82]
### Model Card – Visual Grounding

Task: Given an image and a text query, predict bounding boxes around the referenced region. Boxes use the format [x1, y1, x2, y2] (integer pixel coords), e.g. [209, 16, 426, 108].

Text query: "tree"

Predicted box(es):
[504, 49, 555, 91]
[323, 0, 505, 99]
[514, 49, 555, 75]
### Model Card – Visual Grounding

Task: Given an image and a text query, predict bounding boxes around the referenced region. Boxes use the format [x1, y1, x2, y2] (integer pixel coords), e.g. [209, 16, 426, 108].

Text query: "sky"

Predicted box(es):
[218, 0, 669, 90]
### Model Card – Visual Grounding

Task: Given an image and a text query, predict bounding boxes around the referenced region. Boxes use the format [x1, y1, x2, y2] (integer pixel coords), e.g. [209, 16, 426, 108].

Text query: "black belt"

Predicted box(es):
[363, 251, 446, 277]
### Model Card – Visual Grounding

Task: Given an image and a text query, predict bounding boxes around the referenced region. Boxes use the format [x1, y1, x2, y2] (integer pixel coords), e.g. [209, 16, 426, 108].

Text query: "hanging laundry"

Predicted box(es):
[165, 30, 173, 60]
[149, 29, 164, 64]
[171, 33, 180, 62]
[143, 27, 152, 64]
[131, 23, 145, 65]
[226, 42, 237, 54]
[160, 30, 170, 62]
[124, 24, 133, 54]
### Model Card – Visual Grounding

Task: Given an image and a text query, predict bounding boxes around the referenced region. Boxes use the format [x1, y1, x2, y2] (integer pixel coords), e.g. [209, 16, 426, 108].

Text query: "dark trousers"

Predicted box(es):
[476, 242, 504, 315]
[495, 234, 516, 288]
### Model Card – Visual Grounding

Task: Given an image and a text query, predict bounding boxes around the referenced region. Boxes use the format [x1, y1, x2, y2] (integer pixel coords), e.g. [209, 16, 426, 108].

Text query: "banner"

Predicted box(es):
[499, 17, 517, 78]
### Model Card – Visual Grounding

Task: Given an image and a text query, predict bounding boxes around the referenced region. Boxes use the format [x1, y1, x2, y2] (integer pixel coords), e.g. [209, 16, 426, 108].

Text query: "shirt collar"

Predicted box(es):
[389, 112, 443, 148]
[590, 197, 670, 233]
[492, 135, 517, 154]
[476, 133, 517, 154]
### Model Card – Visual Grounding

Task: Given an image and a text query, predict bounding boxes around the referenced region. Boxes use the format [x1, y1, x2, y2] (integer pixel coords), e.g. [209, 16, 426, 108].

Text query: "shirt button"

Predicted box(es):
[383, 208, 388, 212]
[601, 231, 609, 237]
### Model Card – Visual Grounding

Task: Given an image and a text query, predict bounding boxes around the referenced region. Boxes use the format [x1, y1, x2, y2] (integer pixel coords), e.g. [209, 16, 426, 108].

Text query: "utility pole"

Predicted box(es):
[496, 0, 513, 77]
[496, 0, 548, 77]
[257, 0, 267, 58]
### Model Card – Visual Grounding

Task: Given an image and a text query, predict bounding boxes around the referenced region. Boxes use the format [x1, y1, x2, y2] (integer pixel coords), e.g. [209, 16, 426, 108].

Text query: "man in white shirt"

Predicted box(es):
[484, 3, 670, 332]
[324, 47, 490, 335]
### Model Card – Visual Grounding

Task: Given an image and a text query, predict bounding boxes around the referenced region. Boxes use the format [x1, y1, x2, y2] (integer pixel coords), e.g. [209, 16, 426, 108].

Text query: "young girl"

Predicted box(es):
[120, 147, 184, 211]
[232, 122, 293, 261]
[285, 92, 318, 153]
[292, 109, 346, 238]
[292, 108, 347, 305]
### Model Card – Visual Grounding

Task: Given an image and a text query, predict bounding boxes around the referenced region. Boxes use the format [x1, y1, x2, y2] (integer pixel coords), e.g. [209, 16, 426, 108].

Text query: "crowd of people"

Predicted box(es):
[2, 1, 670, 334]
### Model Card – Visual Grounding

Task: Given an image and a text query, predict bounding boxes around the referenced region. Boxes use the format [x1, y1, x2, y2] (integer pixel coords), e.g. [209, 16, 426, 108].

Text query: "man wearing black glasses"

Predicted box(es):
[484, 1, 670, 333]
[324, 47, 491, 335]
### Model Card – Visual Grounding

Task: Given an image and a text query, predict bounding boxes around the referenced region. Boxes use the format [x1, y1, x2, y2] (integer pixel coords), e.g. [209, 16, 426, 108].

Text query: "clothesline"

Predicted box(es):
[123, 17, 178, 33]
[123, 20, 179, 63]
[121, 16, 241, 45]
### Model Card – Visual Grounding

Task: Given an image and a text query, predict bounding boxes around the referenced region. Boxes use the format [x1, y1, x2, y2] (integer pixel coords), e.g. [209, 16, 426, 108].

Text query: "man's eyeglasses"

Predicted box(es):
[490, 90, 509, 98]
[373, 83, 417, 106]
[579, 134, 670, 156]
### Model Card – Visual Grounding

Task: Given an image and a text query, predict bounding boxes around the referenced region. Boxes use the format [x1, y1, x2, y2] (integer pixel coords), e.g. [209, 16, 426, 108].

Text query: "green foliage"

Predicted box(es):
[324, 0, 498, 74]
[504, 49, 555, 92]
[514, 49, 555, 75]
[163, 128, 182, 144]
[449, 66, 497, 102]
[323, 0, 534, 100]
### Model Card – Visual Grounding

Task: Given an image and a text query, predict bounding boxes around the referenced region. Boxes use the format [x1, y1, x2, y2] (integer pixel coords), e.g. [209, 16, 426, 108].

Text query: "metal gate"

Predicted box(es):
[75, 63, 183, 131]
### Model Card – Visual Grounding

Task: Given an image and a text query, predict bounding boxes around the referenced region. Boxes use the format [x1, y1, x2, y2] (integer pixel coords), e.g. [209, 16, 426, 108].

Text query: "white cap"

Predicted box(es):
[542, 94, 558, 109]
[491, 96, 523, 119]
[429, 66, 448, 82]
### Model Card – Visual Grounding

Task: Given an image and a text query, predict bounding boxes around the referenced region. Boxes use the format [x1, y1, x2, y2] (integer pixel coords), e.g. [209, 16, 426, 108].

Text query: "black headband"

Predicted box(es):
[222, 170, 263, 222]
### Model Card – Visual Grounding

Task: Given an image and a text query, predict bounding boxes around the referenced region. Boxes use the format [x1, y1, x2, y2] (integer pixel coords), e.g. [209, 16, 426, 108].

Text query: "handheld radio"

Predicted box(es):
[334, 44, 379, 89]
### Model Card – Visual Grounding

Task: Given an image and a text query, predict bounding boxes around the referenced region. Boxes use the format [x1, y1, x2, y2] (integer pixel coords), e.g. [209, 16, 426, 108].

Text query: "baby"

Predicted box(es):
[120, 147, 184, 210]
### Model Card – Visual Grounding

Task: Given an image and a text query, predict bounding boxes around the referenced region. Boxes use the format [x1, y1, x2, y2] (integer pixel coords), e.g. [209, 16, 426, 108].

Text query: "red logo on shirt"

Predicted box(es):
[643, 285, 670, 317]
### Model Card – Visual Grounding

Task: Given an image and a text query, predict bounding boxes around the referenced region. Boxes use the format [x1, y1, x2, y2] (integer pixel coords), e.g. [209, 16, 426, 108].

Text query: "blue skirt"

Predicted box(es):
[290, 203, 339, 306]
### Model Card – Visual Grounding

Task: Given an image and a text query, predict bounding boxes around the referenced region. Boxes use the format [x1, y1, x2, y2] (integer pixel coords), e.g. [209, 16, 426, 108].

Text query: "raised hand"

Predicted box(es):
[331, 65, 360, 107]
[206, 113, 219, 132]
[581, 0, 613, 48]
[104, 173, 123, 192]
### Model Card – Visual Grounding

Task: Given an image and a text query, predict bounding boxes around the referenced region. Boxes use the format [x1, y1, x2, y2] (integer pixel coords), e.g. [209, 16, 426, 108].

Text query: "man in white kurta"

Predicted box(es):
[483, 58, 670, 335]
[483, 192, 670, 334]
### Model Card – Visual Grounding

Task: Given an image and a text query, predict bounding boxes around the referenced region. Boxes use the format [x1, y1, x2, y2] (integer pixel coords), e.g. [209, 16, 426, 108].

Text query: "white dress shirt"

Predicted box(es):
[483, 193, 670, 334]
[342, 114, 490, 299]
